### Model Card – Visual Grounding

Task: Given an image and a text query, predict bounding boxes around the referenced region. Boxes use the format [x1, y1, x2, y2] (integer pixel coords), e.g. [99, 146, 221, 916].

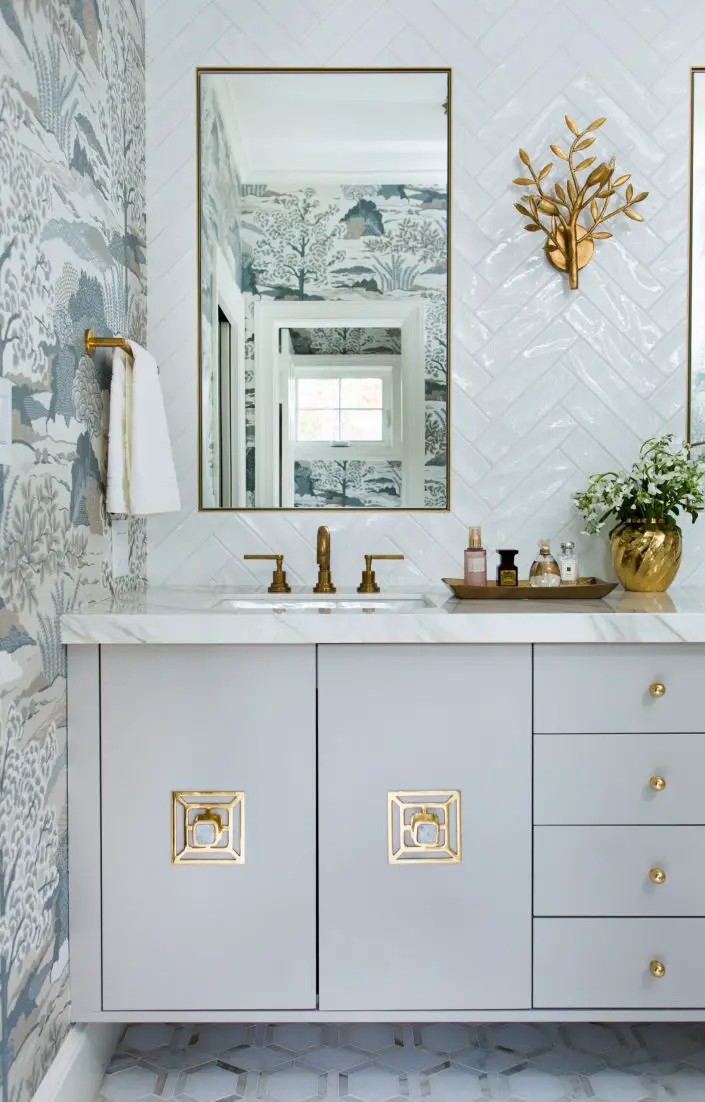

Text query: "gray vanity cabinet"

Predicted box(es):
[98, 645, 317, 1012]
[67, 637, 705, 1019]
[317, 644, 532, 1010]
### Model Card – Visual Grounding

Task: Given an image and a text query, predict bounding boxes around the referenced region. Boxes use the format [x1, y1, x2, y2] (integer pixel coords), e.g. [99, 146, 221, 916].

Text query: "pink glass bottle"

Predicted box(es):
[464, 526, 487, 586]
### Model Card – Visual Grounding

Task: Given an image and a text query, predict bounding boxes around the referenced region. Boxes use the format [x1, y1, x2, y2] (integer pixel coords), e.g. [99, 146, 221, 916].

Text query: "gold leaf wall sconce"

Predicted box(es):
[513, 116, 648, 289]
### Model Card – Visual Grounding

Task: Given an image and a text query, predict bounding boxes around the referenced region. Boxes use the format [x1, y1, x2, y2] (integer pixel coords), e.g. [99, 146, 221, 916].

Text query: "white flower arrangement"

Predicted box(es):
[574, 435, 705, 536]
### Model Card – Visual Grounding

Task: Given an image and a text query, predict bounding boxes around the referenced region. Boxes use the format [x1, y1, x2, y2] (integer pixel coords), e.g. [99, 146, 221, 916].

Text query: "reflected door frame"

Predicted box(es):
[254, 299, 426, 507]
[212, 246, 246, 506]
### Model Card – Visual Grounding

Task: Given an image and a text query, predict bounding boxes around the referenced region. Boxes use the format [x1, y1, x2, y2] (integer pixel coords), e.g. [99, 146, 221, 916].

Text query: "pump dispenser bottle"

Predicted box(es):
[464, 526, 487, 586]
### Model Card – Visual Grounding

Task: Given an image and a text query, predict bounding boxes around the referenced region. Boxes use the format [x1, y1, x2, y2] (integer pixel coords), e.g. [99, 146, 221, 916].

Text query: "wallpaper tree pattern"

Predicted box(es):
[0, 1, 146, 1099]
[241, 183, 448, 507]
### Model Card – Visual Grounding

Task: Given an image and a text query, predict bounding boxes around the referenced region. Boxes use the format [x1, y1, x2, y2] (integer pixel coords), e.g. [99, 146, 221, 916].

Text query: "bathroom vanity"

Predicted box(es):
[63, 587, 705, 1023]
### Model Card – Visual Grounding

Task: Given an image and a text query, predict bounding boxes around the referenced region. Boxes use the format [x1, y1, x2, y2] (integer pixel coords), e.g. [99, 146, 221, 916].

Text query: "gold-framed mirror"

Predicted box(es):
[197, 67, 451, 510]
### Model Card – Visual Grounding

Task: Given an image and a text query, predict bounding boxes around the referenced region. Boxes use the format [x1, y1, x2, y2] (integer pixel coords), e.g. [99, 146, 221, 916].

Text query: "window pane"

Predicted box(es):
[297, 409, 340, 441]
[340, 377, 383, 409]
[297, 378, 339, 409]
[341, 409, 384, 441]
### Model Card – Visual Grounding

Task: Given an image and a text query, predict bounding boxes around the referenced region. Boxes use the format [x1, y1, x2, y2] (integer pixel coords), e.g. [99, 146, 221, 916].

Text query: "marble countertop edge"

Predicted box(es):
[60, 585, 705, 644]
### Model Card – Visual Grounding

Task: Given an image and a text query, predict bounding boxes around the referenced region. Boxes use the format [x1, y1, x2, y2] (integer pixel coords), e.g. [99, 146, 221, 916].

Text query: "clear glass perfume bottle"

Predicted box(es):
[559, 541, 579, 585]
[529, 538, 561, 587]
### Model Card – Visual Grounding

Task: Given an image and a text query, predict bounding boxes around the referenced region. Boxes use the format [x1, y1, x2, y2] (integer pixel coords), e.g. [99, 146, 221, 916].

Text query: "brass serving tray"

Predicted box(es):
[442, 577, 618, 600]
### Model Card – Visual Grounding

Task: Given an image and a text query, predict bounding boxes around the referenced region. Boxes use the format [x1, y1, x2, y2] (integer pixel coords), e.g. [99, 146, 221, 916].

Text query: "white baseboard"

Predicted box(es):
[31, 1023, 123, 1102]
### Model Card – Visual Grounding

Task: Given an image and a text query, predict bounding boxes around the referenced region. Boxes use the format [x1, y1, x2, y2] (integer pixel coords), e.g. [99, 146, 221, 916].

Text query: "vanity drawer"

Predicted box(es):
[534, 918, 705, 1008]
[534, 644, 705, 733]
[534, 826, 705, 916]
[534, 733, 705, 824]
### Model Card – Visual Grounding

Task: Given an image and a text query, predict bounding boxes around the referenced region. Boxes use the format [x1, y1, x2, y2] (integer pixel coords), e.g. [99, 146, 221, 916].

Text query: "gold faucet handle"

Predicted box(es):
[243, 554, 291, 594]
[358, 554, 405, 594]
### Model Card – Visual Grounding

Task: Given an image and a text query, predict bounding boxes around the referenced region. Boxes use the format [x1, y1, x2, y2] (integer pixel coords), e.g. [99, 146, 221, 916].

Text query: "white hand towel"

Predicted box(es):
[106, 345, 131, 514]
[106, 341, 181, 516]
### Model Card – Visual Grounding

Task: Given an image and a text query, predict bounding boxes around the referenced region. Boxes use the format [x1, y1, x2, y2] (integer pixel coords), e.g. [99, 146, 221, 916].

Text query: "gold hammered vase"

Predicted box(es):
[610, 519, 682, 592]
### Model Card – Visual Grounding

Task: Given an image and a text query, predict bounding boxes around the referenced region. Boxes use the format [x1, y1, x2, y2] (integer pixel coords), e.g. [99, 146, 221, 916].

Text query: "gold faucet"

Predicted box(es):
[313, 525, 336, 593]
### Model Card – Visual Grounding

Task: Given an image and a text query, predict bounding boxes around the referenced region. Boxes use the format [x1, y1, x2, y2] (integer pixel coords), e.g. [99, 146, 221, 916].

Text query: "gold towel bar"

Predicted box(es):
[84, 328, 131, 355]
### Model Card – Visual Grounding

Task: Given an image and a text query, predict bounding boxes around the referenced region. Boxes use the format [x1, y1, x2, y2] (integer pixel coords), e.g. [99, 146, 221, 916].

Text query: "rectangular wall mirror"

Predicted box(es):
[197, 68, 450, 509]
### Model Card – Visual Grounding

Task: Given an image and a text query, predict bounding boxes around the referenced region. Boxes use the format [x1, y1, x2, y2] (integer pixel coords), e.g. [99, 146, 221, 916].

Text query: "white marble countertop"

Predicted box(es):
[60, 585, 705, 645]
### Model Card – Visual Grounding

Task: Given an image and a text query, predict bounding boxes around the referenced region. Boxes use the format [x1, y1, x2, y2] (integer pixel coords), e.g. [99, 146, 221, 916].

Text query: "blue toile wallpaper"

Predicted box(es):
[0, 1, 146, 1099]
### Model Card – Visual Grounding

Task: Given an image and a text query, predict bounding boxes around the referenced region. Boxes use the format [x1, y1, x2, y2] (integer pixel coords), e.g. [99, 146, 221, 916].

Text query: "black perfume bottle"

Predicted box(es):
[496, 549, 519, 586]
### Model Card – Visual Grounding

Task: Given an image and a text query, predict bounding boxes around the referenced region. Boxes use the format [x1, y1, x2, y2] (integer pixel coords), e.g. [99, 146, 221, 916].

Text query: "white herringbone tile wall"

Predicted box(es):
[146, 0, 705, 589]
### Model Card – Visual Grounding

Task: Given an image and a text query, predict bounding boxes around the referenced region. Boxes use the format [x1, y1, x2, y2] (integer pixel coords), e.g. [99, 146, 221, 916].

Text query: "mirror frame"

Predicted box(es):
[688, 66, 705, 449]
[196, 66, 452, 511]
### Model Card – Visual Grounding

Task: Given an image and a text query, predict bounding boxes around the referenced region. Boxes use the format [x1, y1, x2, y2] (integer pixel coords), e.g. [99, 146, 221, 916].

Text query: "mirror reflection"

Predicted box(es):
[198, 69, 450, 509]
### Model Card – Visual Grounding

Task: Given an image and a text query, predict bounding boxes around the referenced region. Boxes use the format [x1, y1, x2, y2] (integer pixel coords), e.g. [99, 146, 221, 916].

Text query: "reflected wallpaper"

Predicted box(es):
[241, 183, 448, 507]
[0, 0, 146, 1098]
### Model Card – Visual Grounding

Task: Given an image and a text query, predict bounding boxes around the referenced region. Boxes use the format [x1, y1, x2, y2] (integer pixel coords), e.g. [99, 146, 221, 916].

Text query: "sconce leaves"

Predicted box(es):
[512, 115, 648, 289]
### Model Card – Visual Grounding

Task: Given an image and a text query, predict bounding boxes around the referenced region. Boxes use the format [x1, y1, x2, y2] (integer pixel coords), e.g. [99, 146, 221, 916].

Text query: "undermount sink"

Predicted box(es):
[217, 593, 433, 613]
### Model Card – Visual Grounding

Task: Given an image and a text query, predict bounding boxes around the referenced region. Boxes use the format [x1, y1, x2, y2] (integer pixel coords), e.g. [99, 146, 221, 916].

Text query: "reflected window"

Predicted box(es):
[295, 370, 391, 445]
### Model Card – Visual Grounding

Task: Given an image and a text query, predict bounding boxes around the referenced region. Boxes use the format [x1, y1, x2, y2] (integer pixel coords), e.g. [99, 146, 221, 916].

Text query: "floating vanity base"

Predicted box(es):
[65, 603, 705, 1023]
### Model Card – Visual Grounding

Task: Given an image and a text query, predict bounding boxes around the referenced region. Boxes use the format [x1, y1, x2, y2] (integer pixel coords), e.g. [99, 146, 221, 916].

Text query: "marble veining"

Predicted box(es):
[62, 586, 705, 646]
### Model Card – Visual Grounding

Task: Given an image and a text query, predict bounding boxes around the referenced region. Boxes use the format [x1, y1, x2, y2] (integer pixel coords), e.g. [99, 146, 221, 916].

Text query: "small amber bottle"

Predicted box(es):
[496, 549, 519, 586]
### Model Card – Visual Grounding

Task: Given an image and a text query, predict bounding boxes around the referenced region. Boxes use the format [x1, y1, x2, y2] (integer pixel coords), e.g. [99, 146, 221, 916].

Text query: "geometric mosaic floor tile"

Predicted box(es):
[96, 1022, 705, 1102]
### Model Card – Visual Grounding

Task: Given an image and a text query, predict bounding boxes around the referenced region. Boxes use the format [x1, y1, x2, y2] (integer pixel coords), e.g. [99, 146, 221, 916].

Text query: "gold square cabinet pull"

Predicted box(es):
[649, 682, 666, 697]
[649, 775, 667, 792]
[358, 554, 404, 594]
[649, 959, 666, 978]
[243, 553, 291, 594]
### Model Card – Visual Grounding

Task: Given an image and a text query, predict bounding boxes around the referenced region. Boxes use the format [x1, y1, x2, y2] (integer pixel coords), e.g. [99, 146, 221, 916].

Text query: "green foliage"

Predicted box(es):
[575, 435, 705, 535]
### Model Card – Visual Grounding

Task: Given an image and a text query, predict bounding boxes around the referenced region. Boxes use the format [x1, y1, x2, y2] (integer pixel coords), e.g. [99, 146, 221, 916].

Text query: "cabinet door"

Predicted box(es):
[318, 644, 531, 1010]
[100, 645, 316, 1011]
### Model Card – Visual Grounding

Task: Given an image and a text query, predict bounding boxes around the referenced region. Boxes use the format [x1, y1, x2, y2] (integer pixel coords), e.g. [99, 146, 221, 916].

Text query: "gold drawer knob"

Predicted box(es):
[650, 959, 666, 979]
[649, 775, 667, 792]
[650, 682, 666, 698]
[649, 867, 667, 885]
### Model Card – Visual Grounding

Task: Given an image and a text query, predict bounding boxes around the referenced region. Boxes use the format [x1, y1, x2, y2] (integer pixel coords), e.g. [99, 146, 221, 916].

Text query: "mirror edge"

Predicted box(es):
[688, 66, 705, 450]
